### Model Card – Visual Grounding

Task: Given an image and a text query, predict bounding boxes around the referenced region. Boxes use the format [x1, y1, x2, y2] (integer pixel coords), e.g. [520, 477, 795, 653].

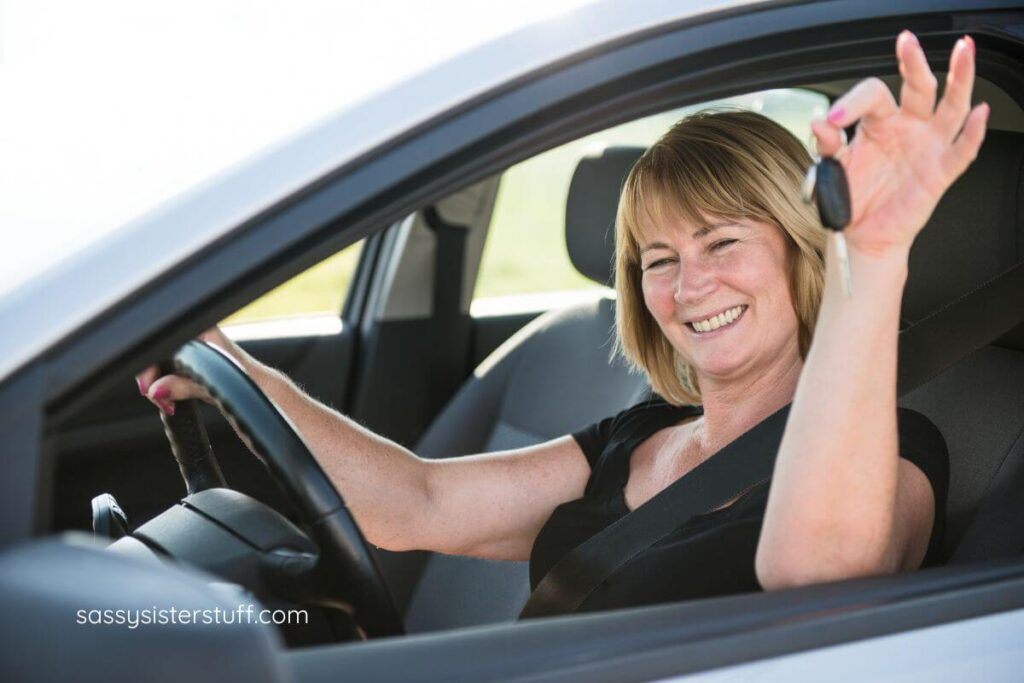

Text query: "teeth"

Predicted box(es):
[690, 306, 745, 334]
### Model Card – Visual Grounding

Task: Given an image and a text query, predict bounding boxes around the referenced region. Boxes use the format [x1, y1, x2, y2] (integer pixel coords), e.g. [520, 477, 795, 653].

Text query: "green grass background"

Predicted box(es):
[225, 90, 828, 325]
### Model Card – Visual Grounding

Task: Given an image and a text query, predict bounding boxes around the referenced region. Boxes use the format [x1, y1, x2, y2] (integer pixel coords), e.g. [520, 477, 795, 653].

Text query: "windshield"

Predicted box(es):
[0, 0, 594, 299]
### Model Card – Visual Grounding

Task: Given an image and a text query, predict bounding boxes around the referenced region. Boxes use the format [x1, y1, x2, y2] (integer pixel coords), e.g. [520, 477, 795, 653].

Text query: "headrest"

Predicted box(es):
[903, 129, 1024, 330]
[565, 146, 645, 286]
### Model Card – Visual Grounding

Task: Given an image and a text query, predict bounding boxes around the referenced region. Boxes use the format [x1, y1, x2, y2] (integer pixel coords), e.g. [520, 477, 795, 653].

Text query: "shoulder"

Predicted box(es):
[895, 407, 950, 496]
[571, 395, 701, 470]
[895, 407, 949, 566]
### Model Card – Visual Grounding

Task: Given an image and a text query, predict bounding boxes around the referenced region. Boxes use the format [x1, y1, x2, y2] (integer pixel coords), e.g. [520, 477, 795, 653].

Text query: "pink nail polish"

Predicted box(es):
[827, 106, 844, 125]
[157, 400, 175, 417]
[151, 386, 170, 400]
[964, 35, 975, 55]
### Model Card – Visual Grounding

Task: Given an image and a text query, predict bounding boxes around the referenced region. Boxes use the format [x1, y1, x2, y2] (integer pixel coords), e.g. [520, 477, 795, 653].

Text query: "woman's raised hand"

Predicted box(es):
[135, 327, 240, 415]
[811, 31, 988, 259]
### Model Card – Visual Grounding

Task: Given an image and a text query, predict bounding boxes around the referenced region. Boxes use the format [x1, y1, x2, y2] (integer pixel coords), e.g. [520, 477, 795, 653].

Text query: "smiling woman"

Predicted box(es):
[616, 109, 827, 405]
[136, 29, 973, 617]
[7, 0, 1024, 677]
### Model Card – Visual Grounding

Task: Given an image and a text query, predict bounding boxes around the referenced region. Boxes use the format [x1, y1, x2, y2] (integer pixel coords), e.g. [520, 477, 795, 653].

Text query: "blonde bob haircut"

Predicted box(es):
[614, 108, 827, 406]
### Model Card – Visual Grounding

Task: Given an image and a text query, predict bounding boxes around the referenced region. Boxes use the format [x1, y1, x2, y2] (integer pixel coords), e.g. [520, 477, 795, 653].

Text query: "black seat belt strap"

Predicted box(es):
[522, 259, 1024, 619]
[422, 205, 473, 399]
[520, 405, 790, 619]
[422, 206, 468, 329]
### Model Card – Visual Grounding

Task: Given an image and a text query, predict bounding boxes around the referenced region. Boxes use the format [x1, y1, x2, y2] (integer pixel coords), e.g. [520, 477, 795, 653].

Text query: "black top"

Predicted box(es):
[528, 397, 950, 614]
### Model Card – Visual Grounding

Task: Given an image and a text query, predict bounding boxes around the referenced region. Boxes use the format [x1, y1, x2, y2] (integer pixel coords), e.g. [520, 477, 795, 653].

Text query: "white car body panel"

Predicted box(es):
[670, 606, 1024, 682]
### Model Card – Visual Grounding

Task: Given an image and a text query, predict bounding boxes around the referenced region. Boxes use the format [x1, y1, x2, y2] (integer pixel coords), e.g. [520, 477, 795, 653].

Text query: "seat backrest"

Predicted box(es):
[898, 129, 1024, 559]
[382, 147, 649, 633]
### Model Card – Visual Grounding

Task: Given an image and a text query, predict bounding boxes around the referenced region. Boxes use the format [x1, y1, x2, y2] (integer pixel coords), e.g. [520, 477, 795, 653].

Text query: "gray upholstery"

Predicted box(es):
[378, 130, 1024, 634]
[565, 147, 645, 285]
[901, 347, 1024, 557]
[897, 129, 1024, 557]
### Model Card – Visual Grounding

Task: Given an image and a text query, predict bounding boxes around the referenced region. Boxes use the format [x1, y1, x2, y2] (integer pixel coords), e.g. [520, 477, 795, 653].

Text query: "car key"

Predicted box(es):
[802, 157, 852, 297]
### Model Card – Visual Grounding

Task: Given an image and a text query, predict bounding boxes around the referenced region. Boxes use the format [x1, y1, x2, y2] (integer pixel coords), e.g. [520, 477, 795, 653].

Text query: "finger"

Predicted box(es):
[826, 77, 898, 129]
[941, 102, 989, 181]
[897, 30, 937, 120]
[135, 365, 160, 396]
[811, 119, 845, 157]
[146, 374, 211, 414]
[934, 35, 976, 143]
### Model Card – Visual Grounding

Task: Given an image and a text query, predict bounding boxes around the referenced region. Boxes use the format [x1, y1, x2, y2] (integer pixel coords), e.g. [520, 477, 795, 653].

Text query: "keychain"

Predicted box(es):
[802, 157, 853, 297]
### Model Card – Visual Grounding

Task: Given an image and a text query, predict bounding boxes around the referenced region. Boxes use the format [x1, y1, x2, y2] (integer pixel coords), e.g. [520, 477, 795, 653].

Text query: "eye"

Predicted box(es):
[710, 238, 738, 252]
[642, 257, 676, 271]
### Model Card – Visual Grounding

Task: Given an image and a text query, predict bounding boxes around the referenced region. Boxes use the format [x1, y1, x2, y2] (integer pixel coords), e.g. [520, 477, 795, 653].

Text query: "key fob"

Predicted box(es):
[801, 157, 851, 231]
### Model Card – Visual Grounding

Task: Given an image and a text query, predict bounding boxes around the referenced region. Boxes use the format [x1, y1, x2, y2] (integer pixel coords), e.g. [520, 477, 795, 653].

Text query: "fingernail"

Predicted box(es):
[827, 106, 844, 125]
[136, 377, 147, 396]
[151, 386, 170, 400]
[964, 34, 975, 55]
[157, 400, 175, 417]
[902, 30, 918, 47]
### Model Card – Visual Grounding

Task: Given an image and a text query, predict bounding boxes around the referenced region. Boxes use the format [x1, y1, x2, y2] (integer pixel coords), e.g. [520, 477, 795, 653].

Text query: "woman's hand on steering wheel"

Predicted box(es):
[811, 31, 988, 260]
[136, 327, 239, 415]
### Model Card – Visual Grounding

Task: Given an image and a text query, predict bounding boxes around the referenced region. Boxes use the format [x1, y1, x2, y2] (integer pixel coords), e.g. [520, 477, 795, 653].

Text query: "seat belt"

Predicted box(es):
[521, 259, 1024, 620]
[520, 404, 790, 619]
[422, 205, 473, 405]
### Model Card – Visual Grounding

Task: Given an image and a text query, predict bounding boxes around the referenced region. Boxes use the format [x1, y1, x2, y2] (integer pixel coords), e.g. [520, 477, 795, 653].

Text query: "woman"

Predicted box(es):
[137, 31, 987, 612]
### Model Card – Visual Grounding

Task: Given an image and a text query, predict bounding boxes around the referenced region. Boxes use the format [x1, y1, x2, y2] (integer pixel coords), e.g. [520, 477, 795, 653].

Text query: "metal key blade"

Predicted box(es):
[834, 231, 852, 297]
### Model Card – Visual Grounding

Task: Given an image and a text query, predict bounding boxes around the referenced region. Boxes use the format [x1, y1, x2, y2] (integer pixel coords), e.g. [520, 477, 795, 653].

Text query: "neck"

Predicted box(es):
[691, 350, 802, 455]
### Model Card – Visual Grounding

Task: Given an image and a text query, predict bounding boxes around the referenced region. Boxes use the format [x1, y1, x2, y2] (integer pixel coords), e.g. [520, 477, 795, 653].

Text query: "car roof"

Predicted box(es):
[0, 0, 765, 385]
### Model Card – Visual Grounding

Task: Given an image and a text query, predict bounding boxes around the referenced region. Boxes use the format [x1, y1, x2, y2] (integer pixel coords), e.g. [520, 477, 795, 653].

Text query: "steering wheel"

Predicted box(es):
[158, 340, 403, 638]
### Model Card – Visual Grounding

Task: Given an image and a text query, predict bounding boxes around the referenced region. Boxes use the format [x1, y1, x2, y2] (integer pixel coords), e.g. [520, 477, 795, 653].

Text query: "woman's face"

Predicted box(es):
[639, 212, 802, 389]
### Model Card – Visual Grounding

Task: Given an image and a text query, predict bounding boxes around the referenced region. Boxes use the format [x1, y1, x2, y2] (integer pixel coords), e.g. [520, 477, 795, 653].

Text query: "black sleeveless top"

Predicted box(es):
[528, 397, 950, 614]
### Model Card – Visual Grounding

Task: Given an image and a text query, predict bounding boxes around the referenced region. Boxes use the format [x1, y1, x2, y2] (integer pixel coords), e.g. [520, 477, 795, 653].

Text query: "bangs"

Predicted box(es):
[619, 138, 772, 254]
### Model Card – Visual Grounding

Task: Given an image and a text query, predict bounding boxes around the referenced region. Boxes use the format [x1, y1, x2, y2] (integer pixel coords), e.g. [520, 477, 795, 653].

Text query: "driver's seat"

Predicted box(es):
[373, 147, 649, 633]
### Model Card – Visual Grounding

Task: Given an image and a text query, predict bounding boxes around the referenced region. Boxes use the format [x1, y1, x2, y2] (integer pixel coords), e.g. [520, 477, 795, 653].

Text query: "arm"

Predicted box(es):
[755, 31, 987, 589]
[137, 329, 590, 560]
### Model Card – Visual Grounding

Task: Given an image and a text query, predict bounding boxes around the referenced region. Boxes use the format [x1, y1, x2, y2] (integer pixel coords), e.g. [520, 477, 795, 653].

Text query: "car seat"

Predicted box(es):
[896, 129, 1024, 562]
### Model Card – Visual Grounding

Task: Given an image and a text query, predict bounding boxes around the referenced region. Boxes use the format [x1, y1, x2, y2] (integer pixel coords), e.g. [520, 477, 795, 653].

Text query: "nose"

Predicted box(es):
[673, 256, 717, 306]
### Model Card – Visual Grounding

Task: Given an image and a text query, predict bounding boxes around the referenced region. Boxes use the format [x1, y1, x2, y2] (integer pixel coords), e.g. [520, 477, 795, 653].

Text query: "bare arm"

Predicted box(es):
[756, 32, 986, 588]
[137, 329, 591, 560]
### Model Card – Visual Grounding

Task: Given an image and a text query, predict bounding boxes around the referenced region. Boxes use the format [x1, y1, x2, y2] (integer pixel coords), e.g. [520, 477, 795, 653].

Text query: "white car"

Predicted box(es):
[3, 1, 1024, 681]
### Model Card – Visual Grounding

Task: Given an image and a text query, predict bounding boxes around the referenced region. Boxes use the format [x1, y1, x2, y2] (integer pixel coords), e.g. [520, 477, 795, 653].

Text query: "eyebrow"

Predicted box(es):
[639, 222, 743, 254]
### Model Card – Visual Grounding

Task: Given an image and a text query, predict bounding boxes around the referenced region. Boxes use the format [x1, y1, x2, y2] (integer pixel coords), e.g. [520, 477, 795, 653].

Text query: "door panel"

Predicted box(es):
[47, 328, 360, 533]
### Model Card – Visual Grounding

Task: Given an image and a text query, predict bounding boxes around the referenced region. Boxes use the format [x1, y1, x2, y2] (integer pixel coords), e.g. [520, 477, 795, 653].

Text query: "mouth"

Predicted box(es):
[685, 305, 748, 336]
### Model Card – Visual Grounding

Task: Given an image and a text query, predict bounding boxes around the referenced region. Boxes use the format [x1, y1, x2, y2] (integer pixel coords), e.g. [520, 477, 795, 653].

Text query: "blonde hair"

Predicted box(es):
[614, 109, 827, 406]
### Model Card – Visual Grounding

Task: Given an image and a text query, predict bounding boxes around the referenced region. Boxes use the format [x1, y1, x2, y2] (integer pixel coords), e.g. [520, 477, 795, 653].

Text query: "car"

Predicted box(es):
[3, 0, 1024, 680]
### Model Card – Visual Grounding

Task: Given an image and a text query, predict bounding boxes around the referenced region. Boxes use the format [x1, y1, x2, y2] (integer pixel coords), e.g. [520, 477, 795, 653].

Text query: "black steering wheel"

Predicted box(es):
[158, 340, 403, 638]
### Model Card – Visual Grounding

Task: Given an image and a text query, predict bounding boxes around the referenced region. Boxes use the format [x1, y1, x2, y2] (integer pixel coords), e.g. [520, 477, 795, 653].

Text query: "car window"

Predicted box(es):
[220, 240, 363, 337]
[471, 89, 829, 315]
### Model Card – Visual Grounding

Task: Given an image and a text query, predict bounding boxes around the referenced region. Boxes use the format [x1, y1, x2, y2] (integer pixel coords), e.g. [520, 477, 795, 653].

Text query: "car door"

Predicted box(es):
[9, 2, 1024, 682]
[46, 238, 371, 531]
